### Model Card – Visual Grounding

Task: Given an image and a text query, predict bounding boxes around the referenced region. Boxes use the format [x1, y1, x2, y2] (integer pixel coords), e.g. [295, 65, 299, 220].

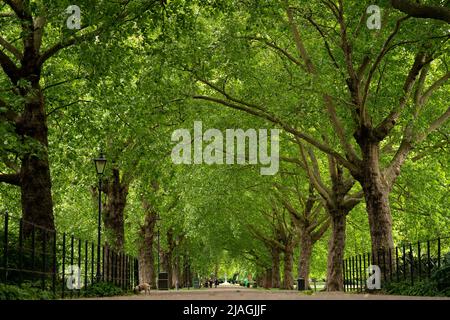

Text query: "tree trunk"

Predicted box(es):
[18, 82, 54, 233]
[103, 168, 129, 251]
[162, 229, 175, 288]
[326, 209, 347, 291]
[137, 209, 157, 288]
[263, 268, 272, 288]
[298, 233, 312, 289]
[357, 140, 394, 254]
[282, 244, 294, 290]
[172, 254, 180, 288]
[271, 247, 280, 288]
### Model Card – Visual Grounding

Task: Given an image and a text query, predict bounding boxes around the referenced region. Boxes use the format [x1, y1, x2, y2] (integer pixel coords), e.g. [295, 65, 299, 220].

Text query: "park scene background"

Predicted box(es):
[0, 0, 449, 299]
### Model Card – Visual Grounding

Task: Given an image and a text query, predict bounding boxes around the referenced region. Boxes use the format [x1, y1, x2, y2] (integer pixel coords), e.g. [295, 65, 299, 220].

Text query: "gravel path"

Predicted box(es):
[83, 285, 450, 300]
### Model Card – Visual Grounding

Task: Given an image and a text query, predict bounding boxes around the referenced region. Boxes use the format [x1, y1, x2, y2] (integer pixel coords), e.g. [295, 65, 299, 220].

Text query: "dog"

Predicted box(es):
[134, 282, 151, 295]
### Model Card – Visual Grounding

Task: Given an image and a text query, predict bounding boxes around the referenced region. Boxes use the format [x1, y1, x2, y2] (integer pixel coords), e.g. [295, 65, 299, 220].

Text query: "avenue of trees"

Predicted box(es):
[1, 0, 449, 291]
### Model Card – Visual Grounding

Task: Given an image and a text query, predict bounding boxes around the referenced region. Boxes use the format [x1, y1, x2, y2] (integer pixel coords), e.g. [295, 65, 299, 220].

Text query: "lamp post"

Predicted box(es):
[93, 151, 107, 282]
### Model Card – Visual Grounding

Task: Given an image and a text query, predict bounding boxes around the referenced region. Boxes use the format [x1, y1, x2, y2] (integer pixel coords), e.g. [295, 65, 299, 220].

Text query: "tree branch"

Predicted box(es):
[311, 216, 330, 243]
[0, 173, 21, 186]
[362, 16, 409, 109]
[0, 35, 23, 60]
[324, 94, 359, 163]
[416, 107, 450, 144]
[419, 71, 450, 106]
[193, 95, 359, 174]
[244, 36, 307, 71]
[391, 0, 450, 24]
[46, 99, 92, 116]
[374, 51, 431, 140]
[0, 47, 20, 82]
[4, 0, 30, 21]
[38, 27, 103, 66]
[285, 4, 316, 74]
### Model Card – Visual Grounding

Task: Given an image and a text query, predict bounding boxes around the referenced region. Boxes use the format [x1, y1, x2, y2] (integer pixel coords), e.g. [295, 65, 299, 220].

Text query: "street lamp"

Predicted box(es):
[93, 151, 107, 282]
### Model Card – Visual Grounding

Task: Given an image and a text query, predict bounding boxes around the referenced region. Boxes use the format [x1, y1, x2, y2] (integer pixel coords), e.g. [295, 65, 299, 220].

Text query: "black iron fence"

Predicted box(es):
[0, 210, 139, 298]
[343, 236, 450, 292]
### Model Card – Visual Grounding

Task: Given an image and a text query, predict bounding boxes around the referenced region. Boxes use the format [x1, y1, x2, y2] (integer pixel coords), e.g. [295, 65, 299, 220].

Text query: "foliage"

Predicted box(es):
[384, 253, 450, 297]
[0, 283, 55, 300]
[82, 282, 125, 298]
[1, 0, 449, 295]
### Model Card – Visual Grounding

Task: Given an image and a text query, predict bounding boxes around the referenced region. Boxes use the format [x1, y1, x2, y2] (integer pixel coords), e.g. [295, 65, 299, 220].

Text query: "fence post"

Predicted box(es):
[117, 252, 120, 286]
[70, 234, 74, 297]
[3, 210, 9, 283]
[122, 253, 125, 289]
[136, 258, 139, 287]
[110, 250, 116, 283]
[437, 237, 441, 268]
[52, 231, 57, 297]
[409, 243, 414, 286]
[363, 253, 367, 290]
[388, 248, 392, 282]
[342, 259, 346, 292]
[42, 229, 47, 291]
[106, 245, 110, 282]
[427, 240, 431, 278]
[62, 232, 66, 299]
[127, 255, 130, 290]
[359, 255, 363, 292]
[351, 256, 355, 291]
[396, 247, 399, 282]
[78, 238, 81, 297]
[18, 218, 24, 283]
[417, 241, 421, 279]
[91, 242, 95, 284]
[31, 224, 35, 270]
[402, 245, 406, 281]
[84, 240, 88, 292]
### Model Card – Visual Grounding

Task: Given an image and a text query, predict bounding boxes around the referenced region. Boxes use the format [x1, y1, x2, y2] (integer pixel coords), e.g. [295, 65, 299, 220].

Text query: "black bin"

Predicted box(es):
[297, 278, 305, 291]
[158, 272, 169, 290]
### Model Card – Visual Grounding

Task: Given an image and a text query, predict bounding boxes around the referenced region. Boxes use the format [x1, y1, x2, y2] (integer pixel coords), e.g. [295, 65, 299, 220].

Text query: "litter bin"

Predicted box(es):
[158, 272, 169, 290]
[297, 278, 305, 291]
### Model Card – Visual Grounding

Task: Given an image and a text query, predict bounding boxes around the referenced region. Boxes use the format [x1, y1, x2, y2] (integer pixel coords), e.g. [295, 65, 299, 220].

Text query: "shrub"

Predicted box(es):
[0, 283, 54, 300]
[82, 282, 124, 297]
[431, 253, 450, 291]
[384, 279, 441, 296]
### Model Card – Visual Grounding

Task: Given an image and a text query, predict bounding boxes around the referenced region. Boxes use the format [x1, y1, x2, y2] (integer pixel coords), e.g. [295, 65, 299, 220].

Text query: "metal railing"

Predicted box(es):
[0, 210, 139, 298]
[343, 236, 450, 292]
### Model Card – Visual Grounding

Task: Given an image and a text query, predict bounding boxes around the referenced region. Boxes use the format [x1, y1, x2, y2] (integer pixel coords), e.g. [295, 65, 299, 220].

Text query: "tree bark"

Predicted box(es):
[161, 228, 175, 288]
[18, 77, 55, 233]
[102, 168, 129, 251]
[137, 206, 157, 288]
[271, 247, 280, 288]
[282, 243, 295, 290]
[326, 209, 347, 291]
[355, 138, 394, 254]
[391, 0, 450, 23]
[172, 253, 180, 288]
[263, 268, 272, 288]
[298, 232, 312, 289]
